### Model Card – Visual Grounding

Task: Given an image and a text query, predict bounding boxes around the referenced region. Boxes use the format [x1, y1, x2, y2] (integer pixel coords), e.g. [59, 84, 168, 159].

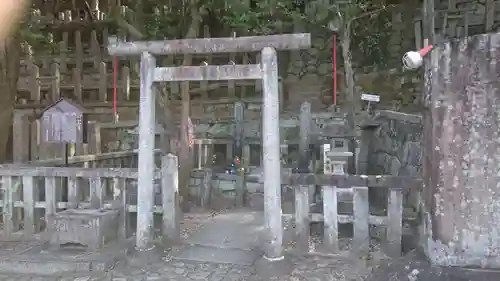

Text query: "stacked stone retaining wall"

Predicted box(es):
[366, 110, 422, 177]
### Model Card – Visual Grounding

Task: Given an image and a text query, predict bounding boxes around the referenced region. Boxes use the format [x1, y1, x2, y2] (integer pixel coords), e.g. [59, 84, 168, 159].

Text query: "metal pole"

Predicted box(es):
[136, 52, 156, 250]
[261, 47, 283, 260]
[332, 33, 337, 105]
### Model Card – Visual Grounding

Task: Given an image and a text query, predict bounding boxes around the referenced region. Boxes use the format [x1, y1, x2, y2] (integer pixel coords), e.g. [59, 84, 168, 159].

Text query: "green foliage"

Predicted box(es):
[20, 8, 59, 54]
[220, 1, 298, 35]
[130, 0, 394, 69]
[351, 8, 393, 67]
[18, 0, 395, 68]
[143, 11, 183, 39]
[336, 1, 396, 68]
[218, 0, 394, 68]
[219, 0, 341, 35]
[138, 0, 195, 39]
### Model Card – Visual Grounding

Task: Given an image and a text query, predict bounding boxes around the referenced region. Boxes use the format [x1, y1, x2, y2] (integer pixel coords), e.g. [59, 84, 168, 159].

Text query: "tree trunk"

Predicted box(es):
[341, 21, 356, 126]
[0, 34, 21, 163]
[341, 21, 357, 173]
[178, 1, 205, 210]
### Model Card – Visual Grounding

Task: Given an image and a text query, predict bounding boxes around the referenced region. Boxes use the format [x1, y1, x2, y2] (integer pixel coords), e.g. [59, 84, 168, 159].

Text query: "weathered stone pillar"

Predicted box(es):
[422, 33, 500, 268]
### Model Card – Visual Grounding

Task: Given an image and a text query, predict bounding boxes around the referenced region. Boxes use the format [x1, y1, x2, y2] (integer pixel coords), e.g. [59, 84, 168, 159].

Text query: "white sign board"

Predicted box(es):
[323, 144, 331, 175]
[361, 93, 380, 102]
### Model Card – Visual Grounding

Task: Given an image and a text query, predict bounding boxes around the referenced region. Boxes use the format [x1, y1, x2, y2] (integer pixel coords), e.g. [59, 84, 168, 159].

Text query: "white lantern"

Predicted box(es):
[402, 51, 424, 70]
[402, 45, 434, 70]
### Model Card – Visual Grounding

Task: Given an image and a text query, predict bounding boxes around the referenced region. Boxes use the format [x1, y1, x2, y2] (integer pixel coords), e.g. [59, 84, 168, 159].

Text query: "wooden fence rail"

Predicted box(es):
[29, 149, 162, 168]
[189, 169, 418, 257]
[287, 174, 418, 257]
[0, 154, 180, 242]
[293, 185, 402, 256]
[0, 158, 418, 258]
[18, 28, 264, 106]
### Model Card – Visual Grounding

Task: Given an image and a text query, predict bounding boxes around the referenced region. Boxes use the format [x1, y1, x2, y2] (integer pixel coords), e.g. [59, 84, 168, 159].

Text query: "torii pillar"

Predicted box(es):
[422, 33, 500, 268]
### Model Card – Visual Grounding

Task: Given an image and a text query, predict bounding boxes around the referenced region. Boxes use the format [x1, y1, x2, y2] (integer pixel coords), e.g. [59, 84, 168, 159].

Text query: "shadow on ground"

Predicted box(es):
[369, 251, 500, 281]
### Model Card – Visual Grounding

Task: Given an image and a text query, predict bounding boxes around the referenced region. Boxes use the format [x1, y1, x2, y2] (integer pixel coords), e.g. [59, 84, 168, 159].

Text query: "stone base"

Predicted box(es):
[51, 208, 119, 251]
[255, 255, 293, 279]
[0, 237, 134, 275]
[126, 242, 166, 267]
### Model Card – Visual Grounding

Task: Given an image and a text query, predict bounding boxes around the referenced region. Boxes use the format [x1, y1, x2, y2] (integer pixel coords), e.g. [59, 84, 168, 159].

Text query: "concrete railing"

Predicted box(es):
[0, 154, 180, 242]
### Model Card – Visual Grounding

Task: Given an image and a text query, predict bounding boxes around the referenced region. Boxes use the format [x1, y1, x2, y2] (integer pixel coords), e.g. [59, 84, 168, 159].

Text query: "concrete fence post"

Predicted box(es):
[136, 52, 156, 251]
[261, 47, 283, 260]
[162, 153, 180, 243]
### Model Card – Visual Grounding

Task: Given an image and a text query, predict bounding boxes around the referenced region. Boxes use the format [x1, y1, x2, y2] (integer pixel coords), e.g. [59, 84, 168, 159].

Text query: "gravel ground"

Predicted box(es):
[0, 209, 391, 281]
[0, 253, 384, 281]
[109, 253, 382, 281]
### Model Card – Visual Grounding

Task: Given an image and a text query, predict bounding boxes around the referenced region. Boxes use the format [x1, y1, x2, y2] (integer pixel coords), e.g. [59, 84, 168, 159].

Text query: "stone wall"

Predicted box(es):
[421, 34, 500, 268]
[362, 110, 423, 251]
[364, 110, 422, 177]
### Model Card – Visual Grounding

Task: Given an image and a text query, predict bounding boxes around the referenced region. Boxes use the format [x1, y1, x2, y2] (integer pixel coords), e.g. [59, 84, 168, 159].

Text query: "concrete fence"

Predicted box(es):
[0, 154, 180, 245]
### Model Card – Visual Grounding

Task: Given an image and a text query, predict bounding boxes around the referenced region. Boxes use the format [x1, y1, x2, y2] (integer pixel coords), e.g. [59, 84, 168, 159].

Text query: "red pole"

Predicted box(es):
[332, 33, 337, 105]
[113, 56, 118, 121]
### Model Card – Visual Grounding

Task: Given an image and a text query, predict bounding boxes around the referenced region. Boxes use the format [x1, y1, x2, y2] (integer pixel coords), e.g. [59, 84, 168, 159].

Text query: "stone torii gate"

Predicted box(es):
[107, 34, 311, 265]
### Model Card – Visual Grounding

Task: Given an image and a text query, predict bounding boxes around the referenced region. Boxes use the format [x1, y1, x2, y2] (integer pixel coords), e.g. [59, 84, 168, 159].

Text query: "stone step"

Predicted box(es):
[172, 211, 264, 266]
[172, 244, 259, 266]
[0, 252, 120, 275]
[185, 211, 263, 250]
[0, 272, 106, 281]
[0, 239, 132, 275]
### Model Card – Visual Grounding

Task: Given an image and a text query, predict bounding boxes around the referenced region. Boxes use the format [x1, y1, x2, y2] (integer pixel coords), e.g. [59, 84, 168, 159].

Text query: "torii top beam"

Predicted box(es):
[107, 33, 311, 56]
